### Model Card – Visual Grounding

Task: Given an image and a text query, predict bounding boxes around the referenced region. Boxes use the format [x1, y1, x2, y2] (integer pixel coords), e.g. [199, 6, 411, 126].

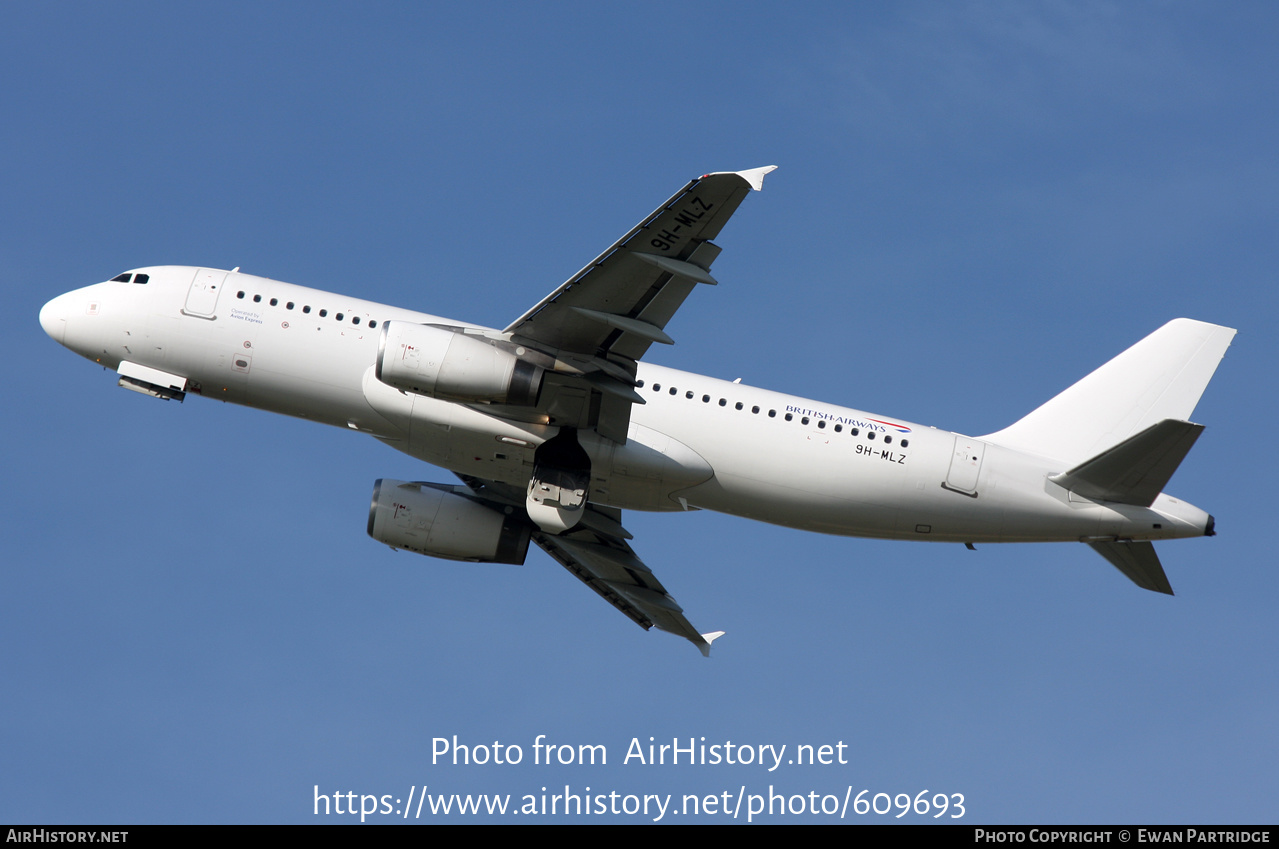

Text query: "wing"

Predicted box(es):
[458, 474, 724, 656]
[494, 166, 776, 443]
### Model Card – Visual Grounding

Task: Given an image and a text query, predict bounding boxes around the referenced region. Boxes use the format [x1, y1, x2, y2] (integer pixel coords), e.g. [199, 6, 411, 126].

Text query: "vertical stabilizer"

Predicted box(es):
[982, 319, 1235, 466]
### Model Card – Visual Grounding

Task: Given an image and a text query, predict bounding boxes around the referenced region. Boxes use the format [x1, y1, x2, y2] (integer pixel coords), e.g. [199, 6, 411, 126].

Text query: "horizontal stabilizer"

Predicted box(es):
[1049, 419, 1204, 506]
[1089, 540, 1174, 595]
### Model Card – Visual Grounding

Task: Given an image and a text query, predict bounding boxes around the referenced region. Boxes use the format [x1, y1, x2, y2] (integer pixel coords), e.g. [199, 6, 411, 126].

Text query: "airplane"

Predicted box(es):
[38, 166, 1236, 656]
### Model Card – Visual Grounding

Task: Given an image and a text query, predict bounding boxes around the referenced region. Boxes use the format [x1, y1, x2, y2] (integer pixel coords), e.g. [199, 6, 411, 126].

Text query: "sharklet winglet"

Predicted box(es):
[703, 165, 778, 191]
[698, 630, 726, 657]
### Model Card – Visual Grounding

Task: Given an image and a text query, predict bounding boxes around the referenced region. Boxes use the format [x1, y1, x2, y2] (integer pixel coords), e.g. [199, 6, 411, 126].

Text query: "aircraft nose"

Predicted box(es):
[39, 293, 69, 344]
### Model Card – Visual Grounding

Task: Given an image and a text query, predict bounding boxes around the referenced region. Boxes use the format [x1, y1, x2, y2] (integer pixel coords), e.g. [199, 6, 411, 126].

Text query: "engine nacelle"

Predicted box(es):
[376, 321, 543, 406]
[367, 479, 531, 564]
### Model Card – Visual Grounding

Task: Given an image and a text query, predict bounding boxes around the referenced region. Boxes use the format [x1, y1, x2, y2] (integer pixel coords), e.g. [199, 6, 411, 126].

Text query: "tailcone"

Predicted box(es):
[1150, 494, 1214, 539]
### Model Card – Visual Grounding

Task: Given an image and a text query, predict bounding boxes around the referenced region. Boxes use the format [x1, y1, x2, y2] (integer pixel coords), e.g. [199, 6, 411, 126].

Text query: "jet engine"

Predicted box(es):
[376, 321, 543, 406]
[367, 479, 531, 564]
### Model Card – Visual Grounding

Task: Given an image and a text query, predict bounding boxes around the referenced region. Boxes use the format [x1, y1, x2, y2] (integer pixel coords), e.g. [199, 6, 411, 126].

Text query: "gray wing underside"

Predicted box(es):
[491, 168, 775, 444]
[505, 166, 775, 359]
[457, 474, 722, 655]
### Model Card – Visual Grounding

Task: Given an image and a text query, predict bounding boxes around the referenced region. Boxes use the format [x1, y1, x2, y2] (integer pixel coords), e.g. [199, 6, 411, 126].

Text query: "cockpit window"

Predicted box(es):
[111, 273, 132, 282]
[133, 274, 149, 285]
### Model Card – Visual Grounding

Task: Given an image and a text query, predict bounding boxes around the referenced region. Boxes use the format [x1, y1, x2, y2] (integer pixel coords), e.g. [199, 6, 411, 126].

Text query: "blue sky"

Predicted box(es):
[4, 2, 1277, 824]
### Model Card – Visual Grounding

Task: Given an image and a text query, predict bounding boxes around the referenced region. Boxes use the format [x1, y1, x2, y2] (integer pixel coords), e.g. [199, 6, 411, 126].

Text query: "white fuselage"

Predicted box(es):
[39, 266, 1213, 546]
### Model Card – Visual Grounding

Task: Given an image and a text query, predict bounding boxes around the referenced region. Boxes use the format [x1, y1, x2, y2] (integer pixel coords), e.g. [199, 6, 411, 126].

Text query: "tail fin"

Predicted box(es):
[982, 319, 1236, 466]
